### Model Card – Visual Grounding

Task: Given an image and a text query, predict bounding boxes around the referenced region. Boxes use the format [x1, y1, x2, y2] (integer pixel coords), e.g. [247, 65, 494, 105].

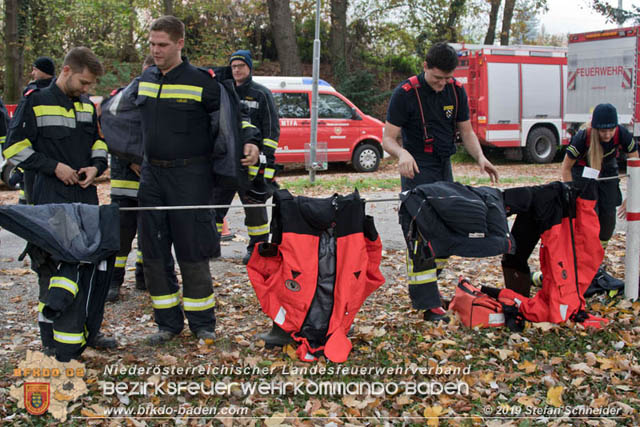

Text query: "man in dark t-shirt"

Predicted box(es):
[383, 42, 499, 323]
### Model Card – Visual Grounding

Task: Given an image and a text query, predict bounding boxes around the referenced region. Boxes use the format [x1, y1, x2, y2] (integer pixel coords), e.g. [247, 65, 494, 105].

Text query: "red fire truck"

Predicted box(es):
[566, 26, 640, 139]
[453, 44, 568, 163]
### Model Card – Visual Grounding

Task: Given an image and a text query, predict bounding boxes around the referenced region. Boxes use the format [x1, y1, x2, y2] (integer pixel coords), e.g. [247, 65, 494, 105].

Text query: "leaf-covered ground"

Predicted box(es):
[0, 159, 638, 426]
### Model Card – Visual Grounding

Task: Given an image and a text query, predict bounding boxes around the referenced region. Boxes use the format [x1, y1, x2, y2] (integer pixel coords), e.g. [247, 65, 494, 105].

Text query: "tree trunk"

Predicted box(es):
[163, 0, 173, 16]
[4, 0, 26, 103]
[500, 0, 516, 45]
[443, 0, 466, 42]
[267, 0, 302, 75]
[483, 0, 501, 45]
[330, 0, 348, 74]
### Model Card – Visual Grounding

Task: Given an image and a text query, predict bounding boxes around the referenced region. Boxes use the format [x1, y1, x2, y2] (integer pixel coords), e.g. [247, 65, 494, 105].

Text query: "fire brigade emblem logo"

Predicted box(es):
[334, 127, 342, 135]
[444, 105, 454, 119]
[285, 279, 301, 292]
[24, 382, 50, 415]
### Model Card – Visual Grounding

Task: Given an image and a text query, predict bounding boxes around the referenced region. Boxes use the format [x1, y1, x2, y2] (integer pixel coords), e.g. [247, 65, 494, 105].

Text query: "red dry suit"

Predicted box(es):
[498, 181, 605, 325]
[247, 189, 385, 362]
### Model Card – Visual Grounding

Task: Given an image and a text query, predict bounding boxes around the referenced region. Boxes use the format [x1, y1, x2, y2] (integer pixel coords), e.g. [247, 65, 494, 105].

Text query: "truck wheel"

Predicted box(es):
[352, 143, 380, 172]
[524, 127, 557, 164]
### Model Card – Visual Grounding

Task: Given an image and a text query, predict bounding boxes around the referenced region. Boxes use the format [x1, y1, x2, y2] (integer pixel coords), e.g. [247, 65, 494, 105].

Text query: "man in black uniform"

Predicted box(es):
[213, 50, 280, 265]
[383, 42, 499, 323]
[3, 46, 116, 352]
[105, 55, 156, 302]
[23, 56, 56, 95]
[11, 57, 57, 204]
[136, 16, 259, 345]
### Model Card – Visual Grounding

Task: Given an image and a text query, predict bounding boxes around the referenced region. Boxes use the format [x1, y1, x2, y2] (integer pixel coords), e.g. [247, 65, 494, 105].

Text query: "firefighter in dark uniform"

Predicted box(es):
[24, 56, 56, 95]
[11, 57, 57, 204]
[136, 16, 259, 345]
[213, 50, 280, 265]
[383, 42, 499, 323]
[562, 103, 639, 248]
[105, 55, 156, 302]
[3, 47, 117, 353]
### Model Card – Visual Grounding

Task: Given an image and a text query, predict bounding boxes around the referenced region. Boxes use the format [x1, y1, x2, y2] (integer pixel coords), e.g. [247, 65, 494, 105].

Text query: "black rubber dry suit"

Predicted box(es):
[399, 181, 514, 309]
[0, 203, 119, 361]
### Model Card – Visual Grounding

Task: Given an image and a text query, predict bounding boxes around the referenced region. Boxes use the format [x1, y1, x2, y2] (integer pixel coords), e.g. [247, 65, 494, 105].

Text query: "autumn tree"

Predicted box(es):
[267, 0, 302, 75]
[330, 0, 348, 72]
[484, 0, 501, 44]
[4, 0, 28, 103]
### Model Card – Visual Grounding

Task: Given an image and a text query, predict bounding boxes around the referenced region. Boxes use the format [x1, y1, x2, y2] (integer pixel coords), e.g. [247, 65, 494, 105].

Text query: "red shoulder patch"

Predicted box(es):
[454, 79, 463, 87]
[25, 89, 35, 97]
[208, 69, 215, 78]
[110, 89, 118, 96]
[402, 83, 412, 92]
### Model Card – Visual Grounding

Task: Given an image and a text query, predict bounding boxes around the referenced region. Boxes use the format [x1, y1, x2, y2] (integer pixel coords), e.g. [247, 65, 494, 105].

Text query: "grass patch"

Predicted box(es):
[280, 175, 546, 194]
[280, 176, 400, 194]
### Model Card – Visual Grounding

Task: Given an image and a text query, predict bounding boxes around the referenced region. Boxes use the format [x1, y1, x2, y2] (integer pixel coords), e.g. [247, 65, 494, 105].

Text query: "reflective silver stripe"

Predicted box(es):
[0, 136, 5, 144]
[160, 87, 202, 100]
[76, 111, 93, 122]
[36, 116, 76, 128]
[53, 330, 86, 345]
[263, 138, 278, 150]
[111, 187, 138, 198]
[408, 270, 437, 284]
[92, 149, 108, 158]
[11, 146, 36, 164]
[115, 256, 127, 268]
[136, 251, 143, 264]
[264, 168, 275, 179]
[566, 145, 579, 157]
[50, 276, 79, 296]
[151, 292, 181, 309]
[247, 224, 269, 236]
[183, 294, 215, 311]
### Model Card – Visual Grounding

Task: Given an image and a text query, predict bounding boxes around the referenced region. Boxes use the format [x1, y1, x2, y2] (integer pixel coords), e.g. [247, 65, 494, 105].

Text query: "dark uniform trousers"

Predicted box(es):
[400, 155, 453, 310]
[42, 260, 113, 362]
[32, 180, 99, 350]
[138, 161, 216, 334]
[110, 155, 148, 290]
[213, 185, 269, 250]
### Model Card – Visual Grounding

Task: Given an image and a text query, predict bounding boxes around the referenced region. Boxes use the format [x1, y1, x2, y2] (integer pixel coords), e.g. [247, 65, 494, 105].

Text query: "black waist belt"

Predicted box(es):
[146, 155, 210, 168]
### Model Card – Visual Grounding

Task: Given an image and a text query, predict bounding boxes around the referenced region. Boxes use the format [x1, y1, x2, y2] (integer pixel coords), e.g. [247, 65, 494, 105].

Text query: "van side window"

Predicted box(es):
[272, 93, 310, 119]
[318, 94, 352, 119]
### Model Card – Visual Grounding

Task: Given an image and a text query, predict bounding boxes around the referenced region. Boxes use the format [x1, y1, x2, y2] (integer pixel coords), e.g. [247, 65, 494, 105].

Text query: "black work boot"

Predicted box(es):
[242, 247, 254, 265]
[257, 322, 293, 348]
[145, 330, 177, 346]
[106, 285, 120, 302]
[423, 307, 450, 323]
[195, 330, 216, 341]
[88, 332, 118, 349]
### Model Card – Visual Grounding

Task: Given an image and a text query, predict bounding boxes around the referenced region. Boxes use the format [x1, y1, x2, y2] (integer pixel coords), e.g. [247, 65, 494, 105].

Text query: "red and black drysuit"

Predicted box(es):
[246, 189, 385, 362]
[490, 181, 606, 325]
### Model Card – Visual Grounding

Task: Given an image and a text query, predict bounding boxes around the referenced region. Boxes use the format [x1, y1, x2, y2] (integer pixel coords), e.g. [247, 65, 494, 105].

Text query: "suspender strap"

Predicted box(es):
[404, 75, 459, 154]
